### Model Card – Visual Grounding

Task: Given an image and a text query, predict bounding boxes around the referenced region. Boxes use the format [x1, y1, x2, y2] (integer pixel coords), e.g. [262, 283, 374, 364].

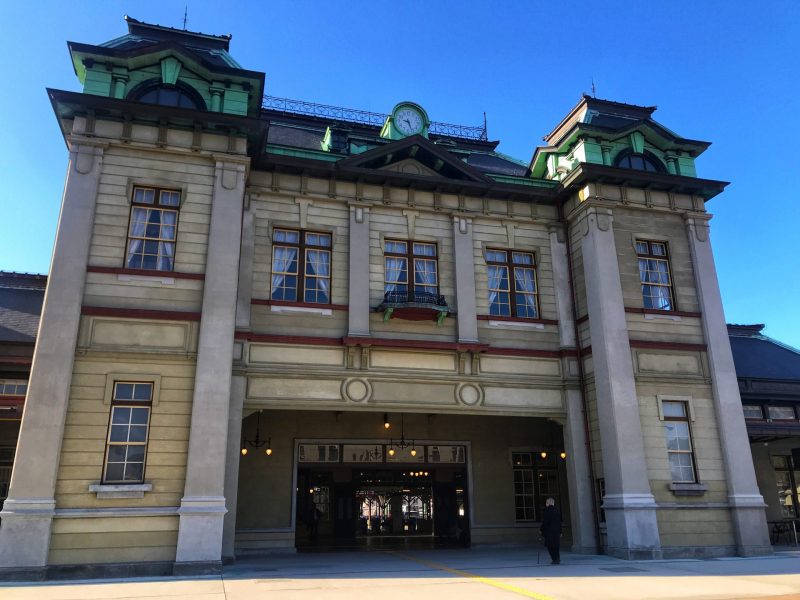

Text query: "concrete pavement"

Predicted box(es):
[3, 547, 800, 600]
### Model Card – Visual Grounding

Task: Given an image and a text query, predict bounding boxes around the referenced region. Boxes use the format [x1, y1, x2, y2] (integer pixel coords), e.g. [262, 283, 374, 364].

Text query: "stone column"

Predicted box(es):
[347, 204, 370, 337]
[222, 374, 246, 561]
[452, 215, 478, 342]
[549, 225, 596, 554]
[577, 205, 661, 559]
[685, 215, 771, 556]
[0, 142, 104, 571]
[174, 158, 247, 573]
[235, 198, 255, 330]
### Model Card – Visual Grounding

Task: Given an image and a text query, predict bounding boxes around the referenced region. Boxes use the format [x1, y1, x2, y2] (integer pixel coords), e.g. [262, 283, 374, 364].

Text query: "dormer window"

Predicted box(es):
[129, 82, 206, 110]
[614, 150, 664, 173]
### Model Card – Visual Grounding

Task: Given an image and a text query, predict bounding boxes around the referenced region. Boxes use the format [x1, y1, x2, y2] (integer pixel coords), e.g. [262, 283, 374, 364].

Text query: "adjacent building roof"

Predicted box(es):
[0, 272, 47, 344]
[728, 324, 800, 382]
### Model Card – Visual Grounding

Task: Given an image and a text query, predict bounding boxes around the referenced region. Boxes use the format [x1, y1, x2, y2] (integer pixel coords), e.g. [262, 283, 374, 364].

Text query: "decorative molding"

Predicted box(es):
[235, 332, 343, 346]
[81, 306, 201, 321]
[342, 336, 489, 353]
[403, 209, 419, 239]
[295, 197, 312, 229]
[341, 377, 372, 403]
[629, 340, 707, 352]
[456, 382, 483, 406]
[86, 265, 205, 281]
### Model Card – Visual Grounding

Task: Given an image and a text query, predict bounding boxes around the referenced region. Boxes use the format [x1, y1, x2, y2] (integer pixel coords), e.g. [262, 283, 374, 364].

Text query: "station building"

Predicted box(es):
[0, 17, 771, 577]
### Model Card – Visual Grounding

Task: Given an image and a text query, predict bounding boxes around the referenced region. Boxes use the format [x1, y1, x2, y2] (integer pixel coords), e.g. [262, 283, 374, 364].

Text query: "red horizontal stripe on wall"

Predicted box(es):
[0, 356, 33, 366]
[86, 266, 205, 280]
[341, 336, 490, 353]
[629, 339, 707, 352]
[81, 306, 201, 321]
[235, 332, 344, 346]
[624, 307, 702, 318]
[477, 315, 559, 325]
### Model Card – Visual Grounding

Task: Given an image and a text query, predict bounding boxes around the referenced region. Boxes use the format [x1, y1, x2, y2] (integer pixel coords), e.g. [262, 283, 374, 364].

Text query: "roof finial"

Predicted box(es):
[591, 78, 596, 98]
[183, 6, 188, 30]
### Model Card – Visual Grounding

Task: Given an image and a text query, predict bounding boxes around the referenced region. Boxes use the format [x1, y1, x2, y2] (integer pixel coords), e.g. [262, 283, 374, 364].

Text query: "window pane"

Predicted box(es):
[124, 462, 144, 482]
[662, 401, 687, 418]
[742, 405, 763, 419]
[114, 384, 134, 401]
[635, 241, 649, 254]
[130, 407, 150, 425]
[651, 243, 667, 256]
[385, 240, 407, 254]
[274, 229, 300, 244]
[768, 406, 796, 420]
[128, 426, 148, 443]
[109, 425, 128, 442]
[133, 384, 153, 401]
[126, 445, 146, 463]
[107, 445, 126, 462]
[133, 188, 155, 204]
[413, 243, 436, 257]
[105, 463, 124, 482]
[511, 252, 533, 265]
[486, 250, 506, 263]
[111, 407, 130, 424]
[159, 190, 180, 207]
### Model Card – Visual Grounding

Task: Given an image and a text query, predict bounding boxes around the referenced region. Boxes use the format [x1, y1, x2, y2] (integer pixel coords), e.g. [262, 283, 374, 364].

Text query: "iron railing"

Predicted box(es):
[263, 95, 488, 141]
[382, 290, 448, 307]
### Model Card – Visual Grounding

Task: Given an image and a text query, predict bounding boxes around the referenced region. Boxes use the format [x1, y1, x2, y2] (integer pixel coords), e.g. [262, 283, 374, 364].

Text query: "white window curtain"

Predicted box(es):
[384, 257, 407, 293]
[305, 250, 330, 302]
[271, 246, 298, 300]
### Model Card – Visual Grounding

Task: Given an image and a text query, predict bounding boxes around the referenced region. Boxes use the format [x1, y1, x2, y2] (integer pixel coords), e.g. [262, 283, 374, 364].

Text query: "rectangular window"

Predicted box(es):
[0, 380, 27, 396]
[768, 406, 796, 421]
[771, 455, 800, 518]
[103, 382, 152, 483]
[384, 240, 438, 303]
[742, 405, 764, 419]
[126, 186, 180, 271]
[486, 249, 539, 318]
[270, 229, 332, 304]
[635, 240, 674, 310]
[511, 451, 559, 522]
[662, 400, 697, 483]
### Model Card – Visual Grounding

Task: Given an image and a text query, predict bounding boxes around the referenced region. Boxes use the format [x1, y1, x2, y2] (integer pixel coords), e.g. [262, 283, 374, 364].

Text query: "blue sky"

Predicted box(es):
[1, 1, 798, 348]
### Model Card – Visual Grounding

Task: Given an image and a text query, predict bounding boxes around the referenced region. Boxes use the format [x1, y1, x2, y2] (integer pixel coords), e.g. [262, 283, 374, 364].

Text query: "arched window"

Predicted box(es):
[129, 81, 206, 110]
[614, 150, 664, 173]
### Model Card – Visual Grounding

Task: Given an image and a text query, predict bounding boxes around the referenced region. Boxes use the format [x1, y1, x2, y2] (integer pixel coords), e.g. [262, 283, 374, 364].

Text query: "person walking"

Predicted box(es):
[540, 497, 562, 565]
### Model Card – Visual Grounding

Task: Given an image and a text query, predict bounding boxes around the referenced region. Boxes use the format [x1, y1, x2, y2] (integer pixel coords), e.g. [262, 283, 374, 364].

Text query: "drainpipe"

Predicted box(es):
[559, 200, 603, 555]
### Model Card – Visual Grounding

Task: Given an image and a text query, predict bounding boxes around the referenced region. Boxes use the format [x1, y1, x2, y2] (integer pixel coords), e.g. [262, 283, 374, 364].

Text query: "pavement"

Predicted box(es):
[3, 546, 800, 600]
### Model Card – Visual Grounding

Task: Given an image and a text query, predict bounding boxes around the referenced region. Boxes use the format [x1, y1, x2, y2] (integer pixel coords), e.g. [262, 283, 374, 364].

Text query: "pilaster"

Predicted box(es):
[0, 143, 104, 569]
[174, 158, 247, 571]
[550, 225, 596, 553]
[235, 198, 255, 330]
[347, 204, 370, 337]
[577, 205, 661, 559]
[685, 215, 771, 556]
[452, 215, 478, 342]
[222, 375, 246, 561]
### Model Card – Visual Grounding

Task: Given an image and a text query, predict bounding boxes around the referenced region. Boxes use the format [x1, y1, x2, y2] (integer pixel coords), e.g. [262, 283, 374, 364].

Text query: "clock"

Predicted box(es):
[394, 106, 425, 136]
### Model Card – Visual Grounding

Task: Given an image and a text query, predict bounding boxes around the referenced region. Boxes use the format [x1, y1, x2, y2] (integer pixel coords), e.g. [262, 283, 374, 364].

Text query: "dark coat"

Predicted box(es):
[540, 505, 562, 543]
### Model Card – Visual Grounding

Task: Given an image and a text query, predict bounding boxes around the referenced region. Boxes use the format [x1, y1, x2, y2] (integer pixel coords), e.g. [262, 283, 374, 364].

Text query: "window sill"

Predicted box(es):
[88, 483, 153, 499]
[668, 482, 707, 496]
[271, 305, 333, 316]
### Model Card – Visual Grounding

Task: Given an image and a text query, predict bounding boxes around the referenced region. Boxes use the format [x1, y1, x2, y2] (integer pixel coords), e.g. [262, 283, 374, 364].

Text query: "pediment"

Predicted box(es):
[380, 158, 440, 177]
[336, 135, 490, 183]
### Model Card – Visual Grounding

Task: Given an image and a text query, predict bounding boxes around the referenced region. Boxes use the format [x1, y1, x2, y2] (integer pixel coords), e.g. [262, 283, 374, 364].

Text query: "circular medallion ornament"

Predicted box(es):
[456, 383, 483, 406]
[342, 378, 372, 403]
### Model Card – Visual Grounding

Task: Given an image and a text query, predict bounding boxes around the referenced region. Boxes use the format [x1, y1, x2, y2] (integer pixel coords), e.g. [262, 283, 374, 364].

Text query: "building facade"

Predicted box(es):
[0, 272, 46, 510]
[728, 324, 800, 535]
[0, 17, 771, 577]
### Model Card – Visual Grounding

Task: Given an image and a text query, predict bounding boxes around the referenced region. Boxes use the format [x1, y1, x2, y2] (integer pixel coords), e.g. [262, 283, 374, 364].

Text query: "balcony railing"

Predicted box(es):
[377, 290, 450, 326]
[263, 95, 488, 141]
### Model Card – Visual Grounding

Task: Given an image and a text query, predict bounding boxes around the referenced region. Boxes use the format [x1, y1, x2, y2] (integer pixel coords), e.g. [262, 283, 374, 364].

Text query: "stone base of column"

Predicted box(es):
[175, 496, 227, 565]
[729, 494, 772, 557]
[172, 560, 223, 576]
[0, 499, 56, 568]
[604, 493, 662, 560]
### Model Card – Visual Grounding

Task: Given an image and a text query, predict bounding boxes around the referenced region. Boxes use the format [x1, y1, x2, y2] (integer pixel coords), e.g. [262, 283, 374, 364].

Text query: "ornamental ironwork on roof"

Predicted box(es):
[262, 96, 488, 141]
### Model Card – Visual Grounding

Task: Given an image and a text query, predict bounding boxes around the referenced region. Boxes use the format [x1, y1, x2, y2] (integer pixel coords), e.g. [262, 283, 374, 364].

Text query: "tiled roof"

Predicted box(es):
[728, 324, 800, 382]
[0, 273, 46, 344]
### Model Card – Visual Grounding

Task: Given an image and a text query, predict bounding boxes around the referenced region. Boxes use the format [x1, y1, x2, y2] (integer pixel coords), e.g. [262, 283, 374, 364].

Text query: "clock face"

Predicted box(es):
[395, 107, 424, 136]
